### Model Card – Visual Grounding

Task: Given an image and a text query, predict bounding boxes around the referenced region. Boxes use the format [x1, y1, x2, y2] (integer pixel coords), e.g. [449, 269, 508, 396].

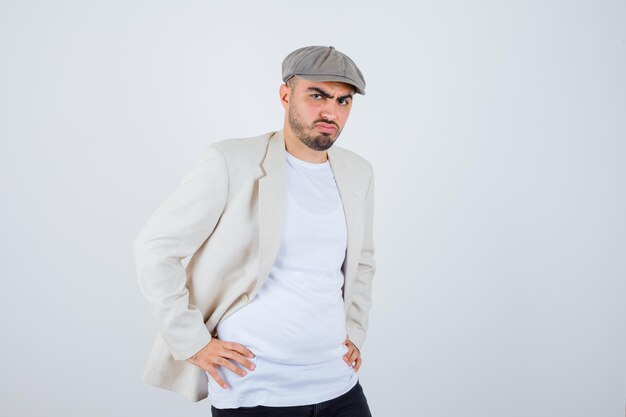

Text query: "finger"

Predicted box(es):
[354, 356, 362, 372]
[206, 367, 229, 389]
[215, 356, 248, 377]
[223, 341, 255, 358]
[348, 349, 359, 366]
[223, 350, 256, 371]
[343, 346, 354, 363]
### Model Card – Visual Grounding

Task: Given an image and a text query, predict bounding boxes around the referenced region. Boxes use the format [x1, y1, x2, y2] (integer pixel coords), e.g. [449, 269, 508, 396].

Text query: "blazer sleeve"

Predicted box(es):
[133, 145, 228, 361]
[346, 164, 376, 350]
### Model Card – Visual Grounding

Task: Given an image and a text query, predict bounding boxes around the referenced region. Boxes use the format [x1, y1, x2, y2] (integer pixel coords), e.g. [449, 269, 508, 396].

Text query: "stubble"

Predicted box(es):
[287, 103, 342, 151]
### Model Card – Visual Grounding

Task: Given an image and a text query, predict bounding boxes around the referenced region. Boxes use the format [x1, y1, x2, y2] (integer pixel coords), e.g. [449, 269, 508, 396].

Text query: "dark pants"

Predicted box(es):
[211, 381, 372, 417]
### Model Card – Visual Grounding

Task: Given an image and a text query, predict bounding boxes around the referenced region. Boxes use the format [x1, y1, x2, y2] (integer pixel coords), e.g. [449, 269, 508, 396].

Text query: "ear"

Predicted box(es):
[279, 83, 291, 110]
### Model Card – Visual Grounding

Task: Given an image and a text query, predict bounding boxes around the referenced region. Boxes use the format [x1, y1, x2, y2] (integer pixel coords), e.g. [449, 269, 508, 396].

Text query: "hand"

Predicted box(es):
[186, 338, 256, 389]
[343, 338, 362, 372]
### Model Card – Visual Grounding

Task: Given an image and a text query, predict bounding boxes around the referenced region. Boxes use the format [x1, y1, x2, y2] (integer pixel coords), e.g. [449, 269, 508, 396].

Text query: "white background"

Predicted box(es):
[1, 1, 624, 416]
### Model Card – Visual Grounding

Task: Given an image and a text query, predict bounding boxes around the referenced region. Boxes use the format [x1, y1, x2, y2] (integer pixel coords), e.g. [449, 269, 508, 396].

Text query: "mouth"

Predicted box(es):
[315, 122, 338, 134]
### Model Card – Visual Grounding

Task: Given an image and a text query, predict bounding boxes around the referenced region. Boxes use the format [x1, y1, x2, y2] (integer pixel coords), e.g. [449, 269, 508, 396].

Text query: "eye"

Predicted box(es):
[338, 97, 351, 106]
[311, 93, 323, 100]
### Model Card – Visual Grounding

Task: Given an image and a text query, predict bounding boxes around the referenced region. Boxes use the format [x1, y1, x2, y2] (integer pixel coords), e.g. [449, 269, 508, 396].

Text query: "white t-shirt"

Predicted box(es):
[209, 151, 358, 408]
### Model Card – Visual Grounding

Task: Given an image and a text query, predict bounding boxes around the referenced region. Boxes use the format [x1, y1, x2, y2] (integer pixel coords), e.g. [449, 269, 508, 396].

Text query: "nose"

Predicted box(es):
[319, 100, 338, 122]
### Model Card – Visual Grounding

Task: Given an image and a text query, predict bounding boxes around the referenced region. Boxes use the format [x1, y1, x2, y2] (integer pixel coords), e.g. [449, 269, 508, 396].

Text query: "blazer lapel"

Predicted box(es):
[328, 147, 362, 293]
[257, 131, 286, 292]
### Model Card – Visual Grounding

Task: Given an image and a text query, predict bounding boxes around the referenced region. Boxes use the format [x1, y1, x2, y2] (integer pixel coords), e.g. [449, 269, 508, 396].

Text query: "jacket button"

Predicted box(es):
[241, 294, 249, 302]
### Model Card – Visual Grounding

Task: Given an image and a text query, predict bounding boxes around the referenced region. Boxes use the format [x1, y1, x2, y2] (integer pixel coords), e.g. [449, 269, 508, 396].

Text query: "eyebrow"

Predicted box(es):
[307, 87, 353, 101]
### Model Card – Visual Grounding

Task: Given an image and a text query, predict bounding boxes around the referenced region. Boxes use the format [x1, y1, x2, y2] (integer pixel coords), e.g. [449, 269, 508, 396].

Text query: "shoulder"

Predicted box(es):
[330, 145, 374, 178]
[189, 132, 276, 183]
[210, 131, 274, 157]
[194, 131, 275, 170]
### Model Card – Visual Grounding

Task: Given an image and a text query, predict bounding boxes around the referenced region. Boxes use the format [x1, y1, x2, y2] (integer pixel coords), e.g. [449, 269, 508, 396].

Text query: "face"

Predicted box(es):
[281, 77, 355, 151]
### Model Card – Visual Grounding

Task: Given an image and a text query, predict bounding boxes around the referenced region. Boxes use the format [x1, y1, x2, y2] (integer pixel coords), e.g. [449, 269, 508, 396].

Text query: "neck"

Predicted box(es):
[283, 123, 328, 164]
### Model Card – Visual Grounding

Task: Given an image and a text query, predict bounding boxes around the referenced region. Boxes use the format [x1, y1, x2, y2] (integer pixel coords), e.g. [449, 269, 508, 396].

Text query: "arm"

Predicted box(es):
[133, 145, 228, 361]
[346, 164, 376, 352]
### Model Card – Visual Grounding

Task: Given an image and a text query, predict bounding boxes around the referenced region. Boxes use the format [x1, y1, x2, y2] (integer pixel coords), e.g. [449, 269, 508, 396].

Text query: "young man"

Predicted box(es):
[135, 46, 375, 416]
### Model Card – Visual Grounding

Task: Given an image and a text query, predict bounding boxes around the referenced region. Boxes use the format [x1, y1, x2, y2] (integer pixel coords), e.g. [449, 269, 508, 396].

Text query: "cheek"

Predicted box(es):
[297, 103, 315, 117]
[338, 109, 351, 125]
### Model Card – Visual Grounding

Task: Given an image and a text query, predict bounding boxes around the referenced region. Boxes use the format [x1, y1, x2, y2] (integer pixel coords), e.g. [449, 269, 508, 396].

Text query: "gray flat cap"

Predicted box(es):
[282, 46, 366, 95]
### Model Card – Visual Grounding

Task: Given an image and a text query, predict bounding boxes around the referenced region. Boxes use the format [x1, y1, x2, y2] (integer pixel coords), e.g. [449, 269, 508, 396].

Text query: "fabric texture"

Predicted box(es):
[210, 381, 372, 417]
[134, 130, 375, 402]
[208, 151, 357, 408]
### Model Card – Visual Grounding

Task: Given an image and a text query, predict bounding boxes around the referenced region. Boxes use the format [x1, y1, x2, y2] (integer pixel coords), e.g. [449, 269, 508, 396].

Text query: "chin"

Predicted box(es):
[312, 137, 336, 151]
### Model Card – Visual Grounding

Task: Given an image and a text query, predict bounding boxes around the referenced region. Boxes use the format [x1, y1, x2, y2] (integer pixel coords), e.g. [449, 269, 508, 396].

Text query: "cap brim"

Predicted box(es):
[293, 74, 365, 95]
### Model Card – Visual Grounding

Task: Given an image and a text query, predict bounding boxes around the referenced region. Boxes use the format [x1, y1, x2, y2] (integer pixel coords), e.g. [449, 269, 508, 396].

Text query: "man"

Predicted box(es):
[134, 46, 375, 416]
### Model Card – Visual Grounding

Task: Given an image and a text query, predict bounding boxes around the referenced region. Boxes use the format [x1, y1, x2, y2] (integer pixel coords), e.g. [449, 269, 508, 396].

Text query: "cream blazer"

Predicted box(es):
[134, 130, 375, 402]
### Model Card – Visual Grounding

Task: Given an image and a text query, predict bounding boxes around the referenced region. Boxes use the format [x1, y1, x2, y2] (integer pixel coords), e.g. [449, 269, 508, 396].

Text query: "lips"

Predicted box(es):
[315, 122, 337, 133]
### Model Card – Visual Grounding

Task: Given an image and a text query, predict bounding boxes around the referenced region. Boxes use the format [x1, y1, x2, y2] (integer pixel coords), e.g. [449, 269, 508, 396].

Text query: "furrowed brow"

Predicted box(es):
[338, 93, 353, 101]
[307, 87, 333, 98]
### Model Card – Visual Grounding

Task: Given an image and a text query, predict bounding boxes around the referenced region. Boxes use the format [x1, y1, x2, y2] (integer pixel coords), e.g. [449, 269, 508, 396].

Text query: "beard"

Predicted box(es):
[287, 105, 343, 151]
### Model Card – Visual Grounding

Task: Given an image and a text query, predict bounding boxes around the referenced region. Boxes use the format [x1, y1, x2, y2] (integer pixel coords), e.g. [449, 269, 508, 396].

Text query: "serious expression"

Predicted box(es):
[286, 78, 354, 151]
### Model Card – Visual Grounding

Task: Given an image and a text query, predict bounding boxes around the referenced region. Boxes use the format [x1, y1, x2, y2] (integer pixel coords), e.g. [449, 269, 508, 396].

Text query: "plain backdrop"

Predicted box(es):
[1, 1, 625, 416]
